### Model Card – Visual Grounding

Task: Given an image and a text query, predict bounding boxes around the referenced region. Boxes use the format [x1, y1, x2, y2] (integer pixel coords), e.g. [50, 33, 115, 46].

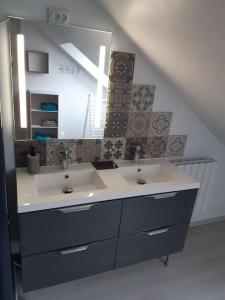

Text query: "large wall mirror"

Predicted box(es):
[9, 17, 112, 140]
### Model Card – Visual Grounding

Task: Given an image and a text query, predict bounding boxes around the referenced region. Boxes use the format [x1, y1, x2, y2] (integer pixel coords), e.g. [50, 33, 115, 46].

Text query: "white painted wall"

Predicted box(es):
[1, 0, 225, 221]
[99, 0, 225, 146]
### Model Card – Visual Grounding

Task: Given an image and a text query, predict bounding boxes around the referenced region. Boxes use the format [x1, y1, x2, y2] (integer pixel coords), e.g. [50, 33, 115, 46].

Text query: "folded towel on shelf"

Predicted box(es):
[42, 120, 57, 124]
[40, 103, 58, 111]
[35, 132, 52, 141]
[41, 120, 57, 127]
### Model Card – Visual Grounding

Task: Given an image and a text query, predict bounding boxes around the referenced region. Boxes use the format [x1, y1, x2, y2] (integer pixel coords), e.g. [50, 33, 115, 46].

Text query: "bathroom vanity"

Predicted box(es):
[10, 17, 199, 292]
[16, 159, 199, 291]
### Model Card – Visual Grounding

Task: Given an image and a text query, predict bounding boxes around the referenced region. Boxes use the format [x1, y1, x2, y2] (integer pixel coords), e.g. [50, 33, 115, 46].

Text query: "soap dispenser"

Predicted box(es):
[27, 146, 40, 174]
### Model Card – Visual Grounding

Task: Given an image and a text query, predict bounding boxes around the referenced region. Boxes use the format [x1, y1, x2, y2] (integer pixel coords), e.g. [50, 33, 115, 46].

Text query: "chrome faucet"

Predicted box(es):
[134, 145, 142, 163]
[62, 148, 70, 169]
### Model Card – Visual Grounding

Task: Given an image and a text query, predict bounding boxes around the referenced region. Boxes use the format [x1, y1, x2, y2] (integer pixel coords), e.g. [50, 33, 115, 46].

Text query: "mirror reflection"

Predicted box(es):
[10, 17, 112, 140]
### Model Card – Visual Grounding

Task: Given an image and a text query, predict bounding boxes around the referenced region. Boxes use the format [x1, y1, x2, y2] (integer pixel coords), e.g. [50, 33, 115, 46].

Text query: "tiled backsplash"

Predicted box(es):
[15, 50, 187, 167]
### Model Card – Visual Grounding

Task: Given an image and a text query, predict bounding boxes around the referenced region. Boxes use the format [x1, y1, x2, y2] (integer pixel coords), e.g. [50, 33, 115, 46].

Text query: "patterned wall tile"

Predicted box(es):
[109, 51, 135, 84]
[126, 112, 151, 138]
[76, 139, 102, 163]
[101, 138, 126, 161]
[130, 84, 155, 112]
[107, 82, 132, 112]
[46, 139, 76, 166]
[124, 138, 147, 160]
[149, 112, 172, 136]
[104, 112, 128, 138]
[166, 135, 187, 157]
[15, 140, 46, 167]
[104, 51, 135, 139]
[147, 136, 168, 158]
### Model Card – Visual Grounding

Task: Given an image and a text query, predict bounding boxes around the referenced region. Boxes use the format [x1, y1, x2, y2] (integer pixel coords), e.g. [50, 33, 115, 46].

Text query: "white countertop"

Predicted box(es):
[16, 159, 200, 213]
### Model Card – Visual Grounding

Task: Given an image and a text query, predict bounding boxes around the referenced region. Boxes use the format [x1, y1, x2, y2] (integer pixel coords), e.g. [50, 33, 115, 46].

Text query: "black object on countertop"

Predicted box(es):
[30, 145, 36, 156]
[92, 161, 118, 170]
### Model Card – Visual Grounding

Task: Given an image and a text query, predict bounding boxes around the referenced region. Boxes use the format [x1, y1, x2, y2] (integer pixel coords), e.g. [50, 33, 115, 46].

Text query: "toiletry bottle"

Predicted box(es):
[27, 146, 40, 174]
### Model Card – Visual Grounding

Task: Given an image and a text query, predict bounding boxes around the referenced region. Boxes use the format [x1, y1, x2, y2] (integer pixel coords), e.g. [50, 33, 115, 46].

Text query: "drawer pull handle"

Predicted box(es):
[57, 204, 94, 213]
[146, 228, 169, 236]
[151, 192, 177, 199]
[60, 245, 88, 255]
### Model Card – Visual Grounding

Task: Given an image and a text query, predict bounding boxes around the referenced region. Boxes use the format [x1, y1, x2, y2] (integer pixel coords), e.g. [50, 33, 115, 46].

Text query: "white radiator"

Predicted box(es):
[171, 157, 217, 220]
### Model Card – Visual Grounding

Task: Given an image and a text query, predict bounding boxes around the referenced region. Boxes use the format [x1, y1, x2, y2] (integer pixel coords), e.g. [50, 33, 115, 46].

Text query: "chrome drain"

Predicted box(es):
[136, 179, 146, 185]
[62, 187, 73, 194]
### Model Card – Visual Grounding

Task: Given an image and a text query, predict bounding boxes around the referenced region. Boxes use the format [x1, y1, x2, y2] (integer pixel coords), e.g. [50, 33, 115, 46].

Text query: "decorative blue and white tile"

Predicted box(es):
[101, 138, 126, 161]
[107, 82, 132, 112]
[109, 51, 135, 84]
[126, 112, 151, 138]
[147, 136, 168, 158]
[76, 139, 102, 163]
[166, 135, 187, 157]
[15, 140, 46, 167]
[149, 112, 172, 136]
[130, 84, 155, 112]
[124, 137, 147, 160]
[46, 139, 76, 166]
[104, 112, 128, 138]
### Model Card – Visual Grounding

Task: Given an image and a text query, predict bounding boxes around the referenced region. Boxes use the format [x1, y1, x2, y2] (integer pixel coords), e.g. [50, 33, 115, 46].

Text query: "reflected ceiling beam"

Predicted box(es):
[60, 42, 108, 88]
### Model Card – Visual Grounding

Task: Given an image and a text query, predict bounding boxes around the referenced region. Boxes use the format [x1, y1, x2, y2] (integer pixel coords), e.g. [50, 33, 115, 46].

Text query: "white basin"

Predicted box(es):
[16, 160, 200, 213]
[117, 161, 182, 186]
[35, 169, 106, 197]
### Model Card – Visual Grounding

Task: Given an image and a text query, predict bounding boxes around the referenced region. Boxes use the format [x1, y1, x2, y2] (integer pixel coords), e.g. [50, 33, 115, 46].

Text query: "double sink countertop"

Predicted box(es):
[16, 159, 200, 213]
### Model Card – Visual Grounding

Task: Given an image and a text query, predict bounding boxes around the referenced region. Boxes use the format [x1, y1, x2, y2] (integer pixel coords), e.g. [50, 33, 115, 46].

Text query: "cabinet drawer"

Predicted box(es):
[20, 200, 122, 256]
[120, 189, 197, 236]
[22, 238, 117, 292]
[116, 223, 189, 268]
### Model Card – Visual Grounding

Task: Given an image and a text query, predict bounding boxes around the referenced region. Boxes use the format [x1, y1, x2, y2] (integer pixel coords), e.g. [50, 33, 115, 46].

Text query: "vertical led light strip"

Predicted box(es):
[94, 45, 106, 129]
[17, 34, 27, 128]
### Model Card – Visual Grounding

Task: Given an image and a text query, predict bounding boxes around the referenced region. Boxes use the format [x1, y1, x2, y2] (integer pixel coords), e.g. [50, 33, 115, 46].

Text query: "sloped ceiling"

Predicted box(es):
[97, 0, 225, 145]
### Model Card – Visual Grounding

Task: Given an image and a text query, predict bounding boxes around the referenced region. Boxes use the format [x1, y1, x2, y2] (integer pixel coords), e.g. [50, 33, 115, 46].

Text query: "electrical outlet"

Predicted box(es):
[48, 8, 69, 25]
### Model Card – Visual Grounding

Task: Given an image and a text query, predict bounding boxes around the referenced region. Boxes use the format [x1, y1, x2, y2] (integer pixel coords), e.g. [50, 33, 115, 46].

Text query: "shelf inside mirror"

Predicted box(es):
[31, 125, 58, 129]
[31, 109, 58, 113]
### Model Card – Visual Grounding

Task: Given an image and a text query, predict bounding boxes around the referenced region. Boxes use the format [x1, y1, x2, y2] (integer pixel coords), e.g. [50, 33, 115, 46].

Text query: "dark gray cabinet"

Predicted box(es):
[120, 189, 197, 236]
[19, 200, 122, 256]
[19, 189, 198, 292]
[22, 238, 117, 292]
[116, 224, 189, 268]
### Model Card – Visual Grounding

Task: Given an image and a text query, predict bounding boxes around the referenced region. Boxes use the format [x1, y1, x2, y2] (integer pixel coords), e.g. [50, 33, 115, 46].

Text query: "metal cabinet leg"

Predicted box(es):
[160, 255, 169, 267]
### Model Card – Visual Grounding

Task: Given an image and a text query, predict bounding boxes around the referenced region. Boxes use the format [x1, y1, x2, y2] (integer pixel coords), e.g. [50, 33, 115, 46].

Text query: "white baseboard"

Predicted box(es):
[190, 215, 225, 227]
